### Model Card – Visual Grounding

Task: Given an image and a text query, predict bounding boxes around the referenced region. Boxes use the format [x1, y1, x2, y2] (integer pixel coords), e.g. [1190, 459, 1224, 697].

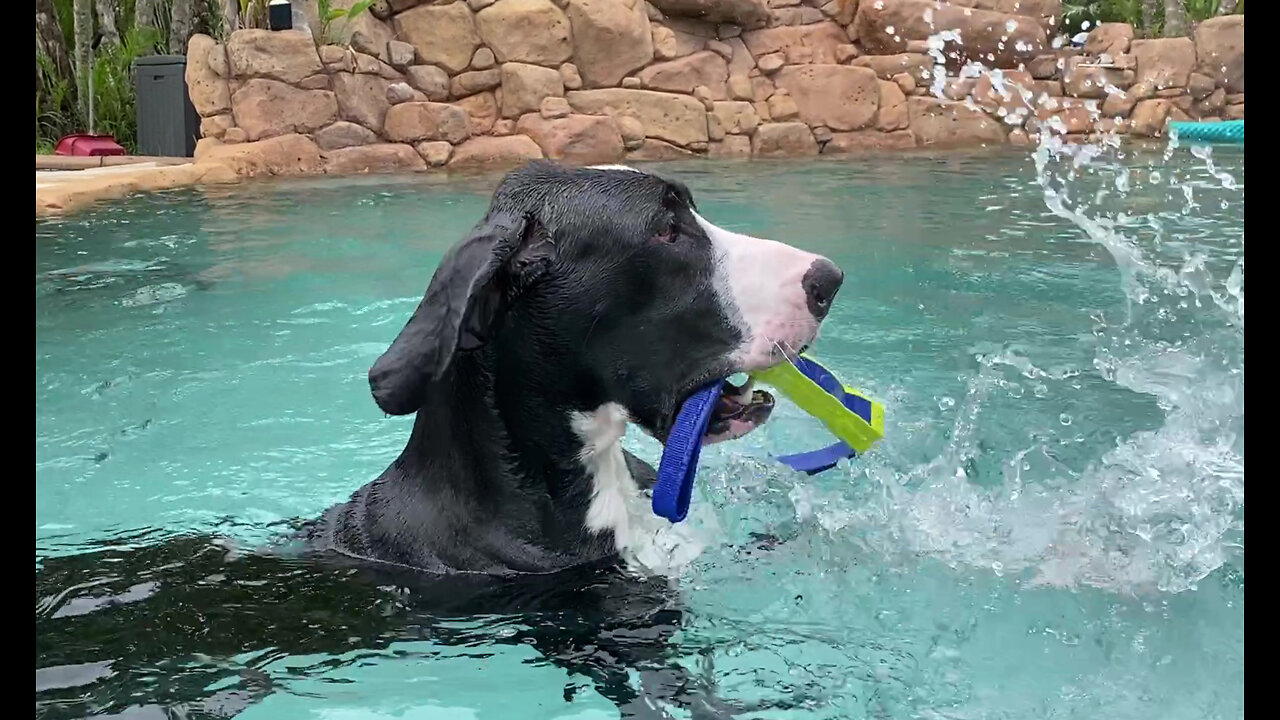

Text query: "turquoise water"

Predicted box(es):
[36, 144, 1243, 719]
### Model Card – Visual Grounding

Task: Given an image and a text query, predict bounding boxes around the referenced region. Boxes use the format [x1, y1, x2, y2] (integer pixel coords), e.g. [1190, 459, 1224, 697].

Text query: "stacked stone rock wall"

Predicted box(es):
[186, 0, 1244, 176]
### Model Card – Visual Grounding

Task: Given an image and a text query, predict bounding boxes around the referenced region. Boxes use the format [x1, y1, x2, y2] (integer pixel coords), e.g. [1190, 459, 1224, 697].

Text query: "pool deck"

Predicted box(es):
[36, 155, 238, 219]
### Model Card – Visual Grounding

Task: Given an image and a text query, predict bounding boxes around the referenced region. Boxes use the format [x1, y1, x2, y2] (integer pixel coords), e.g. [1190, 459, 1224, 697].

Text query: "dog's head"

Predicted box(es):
[369, 162, 843, 444]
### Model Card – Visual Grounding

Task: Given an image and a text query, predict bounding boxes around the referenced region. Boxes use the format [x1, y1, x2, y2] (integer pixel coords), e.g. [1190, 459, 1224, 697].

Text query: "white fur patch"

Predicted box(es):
[570, 403, 707, 575]
[586, 164, 642, 173]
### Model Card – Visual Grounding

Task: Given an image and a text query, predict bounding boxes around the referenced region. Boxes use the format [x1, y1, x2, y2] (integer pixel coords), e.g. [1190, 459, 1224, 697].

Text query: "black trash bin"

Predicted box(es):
[134, 54, 200, 157]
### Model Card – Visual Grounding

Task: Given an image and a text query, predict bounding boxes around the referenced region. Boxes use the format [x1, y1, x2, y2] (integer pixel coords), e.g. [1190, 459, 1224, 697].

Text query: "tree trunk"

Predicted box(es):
[73, 0, 93, 117]
[221, 0, 239, 38]
[1141, 0, 1159, 37]
[169, 0, 196, 53]
[1163, 0, 1187, 36]
[136, 0, 159, 33]
[1218, 0, 1239, 14]
[95, 0, 121, 47]
[36, 0, 72, 81]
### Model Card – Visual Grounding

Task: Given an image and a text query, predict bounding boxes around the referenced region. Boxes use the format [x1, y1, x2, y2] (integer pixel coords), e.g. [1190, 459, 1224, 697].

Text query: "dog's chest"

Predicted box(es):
[570, 404, 706, 575]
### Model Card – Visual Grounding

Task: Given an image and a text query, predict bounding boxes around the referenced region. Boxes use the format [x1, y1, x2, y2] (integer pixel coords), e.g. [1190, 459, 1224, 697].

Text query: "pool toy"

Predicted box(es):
[1169, 119, 1243, 144]
[652, 356, 885, 522]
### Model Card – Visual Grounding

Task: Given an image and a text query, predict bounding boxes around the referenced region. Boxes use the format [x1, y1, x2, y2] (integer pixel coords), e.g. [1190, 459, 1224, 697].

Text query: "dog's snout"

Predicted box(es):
[802, 259, 843, 320]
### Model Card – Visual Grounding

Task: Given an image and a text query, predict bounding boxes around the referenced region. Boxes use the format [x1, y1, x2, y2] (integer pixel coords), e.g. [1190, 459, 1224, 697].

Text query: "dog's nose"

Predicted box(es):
[802, 258, 844, 320]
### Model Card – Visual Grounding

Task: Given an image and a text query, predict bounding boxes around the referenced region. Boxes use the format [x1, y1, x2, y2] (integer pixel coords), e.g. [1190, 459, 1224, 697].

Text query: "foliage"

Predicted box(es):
[317, 0, 376, 45]
[1062, 0, 1243, 36]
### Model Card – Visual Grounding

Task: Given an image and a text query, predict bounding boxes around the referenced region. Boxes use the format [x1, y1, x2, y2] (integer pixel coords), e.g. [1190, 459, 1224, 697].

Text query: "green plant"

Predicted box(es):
[318, 0, 376, 45]
[237, 0, 268, 29]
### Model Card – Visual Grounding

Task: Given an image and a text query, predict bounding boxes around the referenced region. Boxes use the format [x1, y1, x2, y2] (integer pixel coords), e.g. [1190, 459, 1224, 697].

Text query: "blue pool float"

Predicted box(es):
[1169, 120, 1243, 144]
[652, 356, 885, 523]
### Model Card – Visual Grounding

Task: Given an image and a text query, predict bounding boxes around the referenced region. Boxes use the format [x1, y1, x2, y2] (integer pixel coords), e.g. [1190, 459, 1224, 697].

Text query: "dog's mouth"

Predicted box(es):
[702, 376, 775, 445]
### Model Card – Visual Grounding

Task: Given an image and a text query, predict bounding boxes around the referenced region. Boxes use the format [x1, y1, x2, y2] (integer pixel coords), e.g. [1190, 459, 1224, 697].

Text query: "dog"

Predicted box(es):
[35, 162, 845, 719]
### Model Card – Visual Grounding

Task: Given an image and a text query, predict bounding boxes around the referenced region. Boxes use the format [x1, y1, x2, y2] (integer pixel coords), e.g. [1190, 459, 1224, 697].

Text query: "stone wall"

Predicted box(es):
[186, 0, 1244, 176]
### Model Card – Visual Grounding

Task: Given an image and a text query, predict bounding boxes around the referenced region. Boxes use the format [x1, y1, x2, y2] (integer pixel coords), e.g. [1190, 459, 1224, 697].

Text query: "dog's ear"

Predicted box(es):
[368, 210, 555, 415]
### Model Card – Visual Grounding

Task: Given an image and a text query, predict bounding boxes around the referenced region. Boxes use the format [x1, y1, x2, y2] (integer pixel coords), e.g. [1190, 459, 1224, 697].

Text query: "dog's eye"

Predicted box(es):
[653, 222, 679, 244]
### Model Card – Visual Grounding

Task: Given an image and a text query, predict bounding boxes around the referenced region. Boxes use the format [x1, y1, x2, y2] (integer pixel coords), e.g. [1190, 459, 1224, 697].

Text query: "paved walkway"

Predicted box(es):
[36, 155, 238, 218]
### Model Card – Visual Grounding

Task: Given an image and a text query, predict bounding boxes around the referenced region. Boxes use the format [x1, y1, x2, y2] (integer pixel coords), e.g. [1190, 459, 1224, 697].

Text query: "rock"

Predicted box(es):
[493, 118, 517, 135]
[1035, 97, 1092, 135]
[386, 82, 420, 104]
[893, 72, 915, 94]
[331, 73, 393, 134]
[773, 65, 879, 131]
[395, 3, 481, 74]
[352, 51, 399, 78]
[196, 133, 324, 176]
[1226, 92, 1244, 105]
[1062, 57, 1131, 99]
[501, 62, 565, 118]
[1192, 87, 1225, 118]
[541, 96, 573, 118]
[226, 30, 324, 84]
[560, 63, 584, 89]
[1224, 103, 1243, 120]
[752, 122, 817, 157]
[971, 69, 1035, 117]
[1129, 98, 1171, 137]
[876, 80, 908, 131]
[751, 74, 775, 100]
[297, 74, 331, 90]
[231, 80, 337, 142]
[726, 37, 755, 76]
[1100, 81, 1146, 117]
[709, 135, 752, 157]
[469, 0, 497, 9]
[1028, 53, 1060, 80]
[344, 10, 397, 62]
[566, 88, 708, 146]
[315, 121, 379, 150]
[694, 85, 717, 109]
[758, 53, 785, 74]
[627, 138, 699, 160]
[323, 143, 426, 174]
[448, 135, 545, 168]
[622, 76, 643, 88]
[207, 41, 228, 77]
[516, 113, 626, 164]
[718, 23, 743, 38]
[387, 40, 417, 68]
[405, 65, 450, 101]
[651, 25, 679, 60]
[849, 53, 935, 84]
[384, 102, 472, 143]
[477, 0, 573, 66]
[711, 100, 759, 135]
[753, 100, 771, 122]
[784, 46, 814, 65]
[452, 68, 503, 97]
[319, 45, 348, 66]
[1187, 72, 1215, 100]
[823, 129, 916, 153]
[647, 0, 769, 28]
[1083, 22, 1133, 58]
[199, 113, 235, 139]
[455, 91, 500, 134]
[1130, 37, 1194, 91]
[907, 97, 1007, 147]
[566, 0, 655, 88]
[767, 92, 799, 121]
[707, 111, 726, 140]
[415, 141, 453, 166]
[821, 0, 856, 24]
[616, 115, 646, 148]
[639, 52, 729, 98]
[1193, 15, 1243, 94]
[186, 34, 231, 117]
[853, 0, 1047, 69]
[771, 6, 826, 26]
[708, 39, 734, 61]
[741, 21, 848, 65]
[949, 0, 1062, 34]
[1008, 127, 1032, 146]
[943, 78, 975, 101]
[729, 74, 754, 100]
[472, 48, 497, 70]
[222, 128, 247, 143]
[836, 43, 859, 64]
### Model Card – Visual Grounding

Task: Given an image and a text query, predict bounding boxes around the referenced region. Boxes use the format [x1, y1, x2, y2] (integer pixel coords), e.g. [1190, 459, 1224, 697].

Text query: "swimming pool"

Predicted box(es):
[36, 142, 1243, 719]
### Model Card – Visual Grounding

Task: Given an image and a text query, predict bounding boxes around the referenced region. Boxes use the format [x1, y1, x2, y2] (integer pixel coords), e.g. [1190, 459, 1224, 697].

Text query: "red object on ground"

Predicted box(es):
[54, 133, 127, 157]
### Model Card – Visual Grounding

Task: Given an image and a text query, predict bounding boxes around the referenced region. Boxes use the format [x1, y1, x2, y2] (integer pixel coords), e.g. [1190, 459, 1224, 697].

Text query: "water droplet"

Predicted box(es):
[1081, 20, 1091, 30]
[1149, 170, 1162, 184]
[939, 396, 956, 410]
[992, 561, 1004, 576]
[1006, 19, 1018, 33]
[886, 25, 895, 34]
[1059, 413, 1072, 426]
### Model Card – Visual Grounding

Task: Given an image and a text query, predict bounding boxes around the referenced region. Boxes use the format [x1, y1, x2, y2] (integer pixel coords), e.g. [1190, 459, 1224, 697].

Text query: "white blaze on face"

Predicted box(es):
[693, 212, 826, 370]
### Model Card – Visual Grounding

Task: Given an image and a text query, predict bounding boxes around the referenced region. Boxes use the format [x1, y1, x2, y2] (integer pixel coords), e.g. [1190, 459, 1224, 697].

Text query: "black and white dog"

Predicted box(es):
[306, 161, 844, 576]
[36, 161, 846, 720]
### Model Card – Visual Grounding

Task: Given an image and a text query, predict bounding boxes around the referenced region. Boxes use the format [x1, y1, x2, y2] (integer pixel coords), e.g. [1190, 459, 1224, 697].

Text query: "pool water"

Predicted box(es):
[36, 142, 1243, 719]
